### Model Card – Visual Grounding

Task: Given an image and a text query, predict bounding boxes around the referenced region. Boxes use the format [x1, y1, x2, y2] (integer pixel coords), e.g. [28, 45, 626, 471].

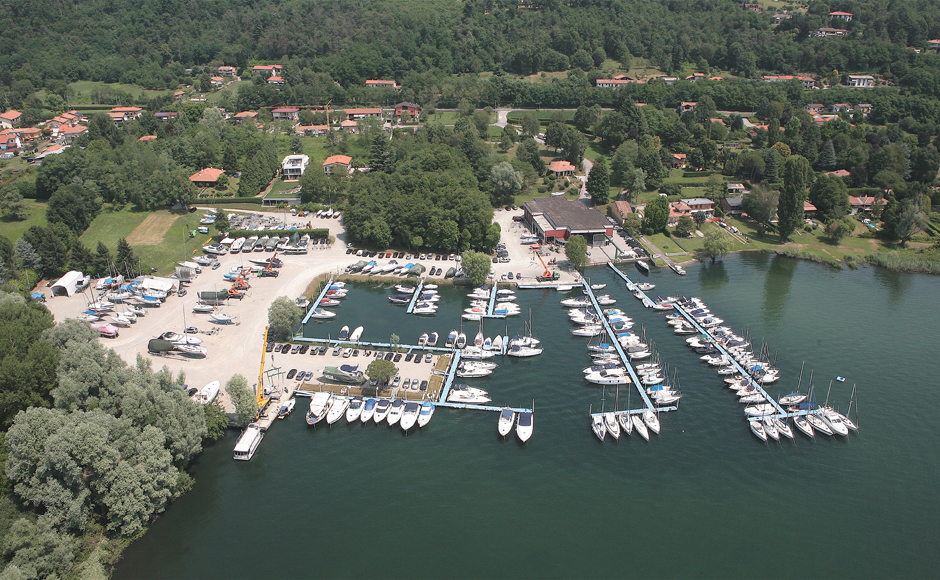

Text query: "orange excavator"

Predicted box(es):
[533, 247, 560, 282]
[259, 252, 280, 278]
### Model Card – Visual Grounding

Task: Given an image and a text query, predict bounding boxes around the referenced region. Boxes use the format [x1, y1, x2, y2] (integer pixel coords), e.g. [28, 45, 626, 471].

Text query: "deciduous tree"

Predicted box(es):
[564, 234, 588, 269]
[642, 197, 669, 234]
[461, 250, 491, 286]
[267, 296, 303, 340]
[702, 227, 733, 262]
[226, 374, 257, 426]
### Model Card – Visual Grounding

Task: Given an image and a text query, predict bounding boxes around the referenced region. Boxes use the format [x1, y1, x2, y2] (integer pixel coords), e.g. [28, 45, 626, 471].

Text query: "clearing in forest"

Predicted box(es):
[126, 213, 178, 245]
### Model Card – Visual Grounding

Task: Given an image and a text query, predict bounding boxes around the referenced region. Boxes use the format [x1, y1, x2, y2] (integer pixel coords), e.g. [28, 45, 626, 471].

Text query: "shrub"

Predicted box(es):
[537, 185, 548, 193]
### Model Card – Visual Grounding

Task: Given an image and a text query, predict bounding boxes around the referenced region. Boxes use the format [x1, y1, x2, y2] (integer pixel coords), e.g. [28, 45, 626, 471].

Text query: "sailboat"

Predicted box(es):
[590, 405, 606, 442]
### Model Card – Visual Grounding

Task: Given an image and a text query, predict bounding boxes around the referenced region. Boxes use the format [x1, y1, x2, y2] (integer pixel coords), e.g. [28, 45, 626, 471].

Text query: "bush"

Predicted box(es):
[537, 185, 548, 193]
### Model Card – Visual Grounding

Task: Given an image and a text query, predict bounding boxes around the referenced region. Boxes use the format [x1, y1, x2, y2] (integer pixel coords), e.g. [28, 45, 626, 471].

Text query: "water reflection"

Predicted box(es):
[873, 266, 912, 305]
[762, 255, 797, 324]
[698, 261, 729, 291]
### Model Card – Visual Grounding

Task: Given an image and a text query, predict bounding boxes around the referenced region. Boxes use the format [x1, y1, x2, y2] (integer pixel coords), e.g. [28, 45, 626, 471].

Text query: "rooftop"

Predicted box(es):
[189, 168, 225, 183]
[524, 197, 610, 233]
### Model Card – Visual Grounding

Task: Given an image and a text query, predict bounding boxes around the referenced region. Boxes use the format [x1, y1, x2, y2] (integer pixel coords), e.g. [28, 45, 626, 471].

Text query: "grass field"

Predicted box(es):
[36, 81, 174, 104]
[80, 208, 197, 274]
[0, 200, 48, 242]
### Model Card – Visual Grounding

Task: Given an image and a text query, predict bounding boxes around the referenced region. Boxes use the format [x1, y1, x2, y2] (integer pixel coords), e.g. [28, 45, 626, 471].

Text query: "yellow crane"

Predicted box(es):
[256, 326, 271, 414]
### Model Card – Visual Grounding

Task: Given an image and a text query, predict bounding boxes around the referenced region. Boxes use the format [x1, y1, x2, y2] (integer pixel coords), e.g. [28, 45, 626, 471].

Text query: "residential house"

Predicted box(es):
[154, 112, 180, 122]
[174, 90, 185, 100]
[670, 153, 687, 168]
[271, 107, 299, 122]
[662, 76, 679, 85]
[805, 103, 825, 114]
[930, 39, 940, 50]
[829, 11, 853, 21]
[252, 64, 282, 77]
[111, 107, 142, 120]
[57, 125, 88, 144]
[678, 101, 697, 114]
[848, 195, 887, 215]
[596, 76, 643, 89]
[14, 127, 40, 143]
[609, 200, 633, 224]
[548, 160, 576, 177]
[0, 110, 22, 129]
[233, 111, 258, 125]
[322, 155, 352, 175]
[46, 112, 79, 130]
[720, 196, 744, 216]
[667, 201, 692, 226]
[685, 73, 705, 83]
[210, 76, 224, 88]
[339, 119, 359, 133]
[218, 66, 237, 75]
[109, 111, 129, 125]
[294, 125, 330, 137]
[832, 103, 853, 113]
[32, 144, 67, 161]
[845, 75, 875, 88]
[814, 27, 848, 37]
[681, 198, 715, 214]
[267, 76, 284, 86]
[343, 108, 383, 121]
[803, 200, 817, 216]
[281, 154, 309, 180]
[189, 168, 225, 188]
[394, 102, 420, 119]
[772, 13, 792, 24]
[0, 130, 22, 152]
[856, 103, 873, 115]
[743, 3, 762, 12]
[727, 182, 747, 196]
[365, 79, 400, 92]
[762, 74, 816, 89]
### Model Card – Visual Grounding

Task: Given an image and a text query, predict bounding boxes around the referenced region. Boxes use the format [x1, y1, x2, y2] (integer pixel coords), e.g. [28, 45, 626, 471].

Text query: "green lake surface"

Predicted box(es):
[114, 253, 939, 579]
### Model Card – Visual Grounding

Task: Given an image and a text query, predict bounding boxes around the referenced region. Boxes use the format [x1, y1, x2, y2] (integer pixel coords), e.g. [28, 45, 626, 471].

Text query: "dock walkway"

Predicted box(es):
[405, 280, 425, 314]
[301, 277, 334, 324]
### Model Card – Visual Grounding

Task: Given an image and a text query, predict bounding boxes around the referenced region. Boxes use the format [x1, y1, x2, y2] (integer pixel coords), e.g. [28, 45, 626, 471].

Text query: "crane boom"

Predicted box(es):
[257, 326, 271, 412]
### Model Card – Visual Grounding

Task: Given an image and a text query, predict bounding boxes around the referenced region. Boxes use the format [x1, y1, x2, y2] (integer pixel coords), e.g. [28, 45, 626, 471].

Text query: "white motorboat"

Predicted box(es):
[413, 304, 438, 315]
[744, 403, 777, 417]
[349, 326, 364, 342]
[320, 298, 341, 307]
[497, 408, 515, 437]
[821, 408, 850, 436]
[417, 333, 429, 346]
[636, 282, 655, 291]
[306, 392, 334, 425]
[462, 360, 498, 370]
[460, 346, 496, 360]
[591, 414, 607, 441]
[555, 285, 574, 292]
[462, 313, 482, 321]
[427, 332, 440, 346]
[590, 283, 606, 290]
[308, 308, 336, 319]
[360, 398, 377, 423]
[400, 402, 420, 432]
[636, 260, 650, 273]
[338, 326, 350, 341]
[585, 370, 630, 385]
[326, 397, 350, 424]
[346, 396, 364, 423]
[232, 423, 263, 461]
[372, 399, 392, 424]
[605, 413, 621, 440]
[278, 398, 296, 419]
[445, 330, 459, 348]
[203, 244, 227, 255]
[750, 419, 768, 441]
[455, 332, 467, 349]
[643, 409, 660, 434]
[632, 414, 649, 441]
[596, 295, 616, 306]
[447, 384, 491, 404]
[516, 410, 533, 442]
[195, 380, 221, 404]
[417, 402, 435, 428]
[457, 366, 492, 378]
[386, 399, 405, 426]
[192, 303, 215, 313]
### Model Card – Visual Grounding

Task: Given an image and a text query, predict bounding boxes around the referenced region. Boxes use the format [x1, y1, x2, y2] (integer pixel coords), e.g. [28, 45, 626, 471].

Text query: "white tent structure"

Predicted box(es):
[51, 271, 84, 297]
[141, 277, 180, 293]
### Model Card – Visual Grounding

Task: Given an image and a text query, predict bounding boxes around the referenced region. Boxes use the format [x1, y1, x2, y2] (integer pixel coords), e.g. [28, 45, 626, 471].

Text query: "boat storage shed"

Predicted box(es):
[51, 270, 84, 297]
[522, 197, 613, 245]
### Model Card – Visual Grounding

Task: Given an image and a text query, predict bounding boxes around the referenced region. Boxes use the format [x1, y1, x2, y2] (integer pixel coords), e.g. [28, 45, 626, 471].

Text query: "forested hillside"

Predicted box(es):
[5, 0, 940, 112]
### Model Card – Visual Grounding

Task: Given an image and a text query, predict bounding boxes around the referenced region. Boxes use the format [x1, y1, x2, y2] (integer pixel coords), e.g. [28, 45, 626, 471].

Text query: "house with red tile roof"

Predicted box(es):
[595, 77, 643, 89]
[252, 64, 282, 77]
[678, 101, 697, 114]
[395, 102, 420, 118]
[342, 108, 383, 121]
[609, 200, 633, 224]
[0, 130, 22, 152]
[271, 107, 299, 121]
[0, 110, 22, 129]
[210, 76, 224, 87]
[670, 153, 687, 168]
[762, 74, 816, 89]
[322, 155, 352, 175]
[930, 40, 940, 50]
[174, 90, 185, 100]
[814, 27, 848, 37]
[668, 201, 692, 225]
[685, 73, 705, 83]
[848, 195, 887, 215]
[111, 106, 142, 120]
[340, 119, 360, 133]
[548, 160, 576, 177]
[189, 168, 226, 187]
[233, 111, 258, 125]
[829, 11, 853, 21]
[365, 80, 400, 91]
[218, 66, 237, 75]
[267, 76, 284, 86]
[294, 125, 330, 137]
[805, 103, 825, 114]
[57, 125, 88, 144]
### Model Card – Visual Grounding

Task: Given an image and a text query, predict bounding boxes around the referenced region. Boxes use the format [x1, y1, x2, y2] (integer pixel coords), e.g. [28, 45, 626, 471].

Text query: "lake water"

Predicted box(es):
[115, 254, 940, 579]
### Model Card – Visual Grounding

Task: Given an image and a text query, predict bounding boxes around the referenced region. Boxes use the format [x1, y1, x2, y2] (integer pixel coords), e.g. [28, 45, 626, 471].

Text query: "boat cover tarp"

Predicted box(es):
[199, 290, 229, 300]
[407, 264, 426, 276]
[148, 338, 175, 352]
[51, 270, 84, 297]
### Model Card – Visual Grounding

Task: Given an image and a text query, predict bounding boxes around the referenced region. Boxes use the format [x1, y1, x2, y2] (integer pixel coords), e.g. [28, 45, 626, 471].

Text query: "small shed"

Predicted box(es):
[51, 270, 84, 297]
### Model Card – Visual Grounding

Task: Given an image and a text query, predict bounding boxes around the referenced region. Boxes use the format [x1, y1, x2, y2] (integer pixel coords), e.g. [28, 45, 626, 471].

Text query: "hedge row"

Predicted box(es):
[227, 228, 330, 239]
[198, 197, 263, 205]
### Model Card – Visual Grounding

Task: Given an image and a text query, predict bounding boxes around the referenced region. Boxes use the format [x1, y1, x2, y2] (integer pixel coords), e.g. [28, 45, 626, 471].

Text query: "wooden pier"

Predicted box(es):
[301, 277, 334, 324]
[405, 280, 425, 314]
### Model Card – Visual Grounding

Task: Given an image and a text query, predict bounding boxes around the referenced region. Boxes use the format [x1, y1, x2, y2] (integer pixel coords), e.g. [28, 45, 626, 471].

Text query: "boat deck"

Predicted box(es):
[405, 280, 425, 314]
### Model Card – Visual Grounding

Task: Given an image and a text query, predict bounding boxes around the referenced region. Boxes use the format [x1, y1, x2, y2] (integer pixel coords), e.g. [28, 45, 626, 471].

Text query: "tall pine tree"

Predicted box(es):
[587, 158, 610, 206]
[816, 139, 837, 170]
[777, 155, 812, 243]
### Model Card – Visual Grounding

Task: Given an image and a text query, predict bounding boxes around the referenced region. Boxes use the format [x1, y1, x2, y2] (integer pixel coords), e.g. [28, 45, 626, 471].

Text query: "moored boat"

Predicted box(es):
[497, 408, 515, 437]
[233, 423, 263, 460]
[400, 402, 420, 432]
[326, 397, 350, 424]
[305, 392, 334, 425]
[417, 401, 435, 428]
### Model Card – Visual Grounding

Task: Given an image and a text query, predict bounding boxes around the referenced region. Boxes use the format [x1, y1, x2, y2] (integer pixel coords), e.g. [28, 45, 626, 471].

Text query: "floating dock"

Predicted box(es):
[404, 280, 425, 314]
[301, 277, 334, 324]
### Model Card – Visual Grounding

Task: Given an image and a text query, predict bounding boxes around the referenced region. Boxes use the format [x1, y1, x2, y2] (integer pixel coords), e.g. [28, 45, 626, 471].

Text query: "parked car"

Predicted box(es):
[266, 342, 275, 352]
[424, 353, 432, 363]
[286, 369, 297, 379]
[419, 380, 429, 391]
[405, 352, 414, 362]
[384, 352, 394, 361]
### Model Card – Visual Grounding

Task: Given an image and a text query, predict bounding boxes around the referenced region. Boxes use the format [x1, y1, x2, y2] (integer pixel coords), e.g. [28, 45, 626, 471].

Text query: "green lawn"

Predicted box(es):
[80, 208, 196, 275]
[0, 200, 48, 242]
[49, 81, 174, 104]
[206, 80, 251, 105]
